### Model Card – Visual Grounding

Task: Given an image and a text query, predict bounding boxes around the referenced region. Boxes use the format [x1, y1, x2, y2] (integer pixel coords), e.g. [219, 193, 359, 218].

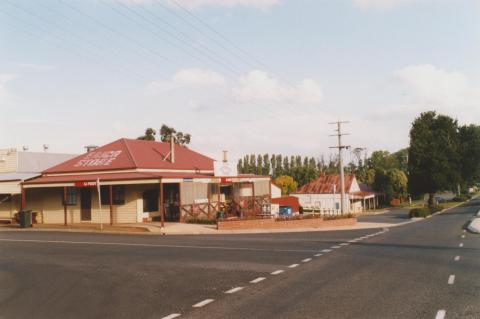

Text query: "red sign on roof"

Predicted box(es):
[43, 139, 214, 174]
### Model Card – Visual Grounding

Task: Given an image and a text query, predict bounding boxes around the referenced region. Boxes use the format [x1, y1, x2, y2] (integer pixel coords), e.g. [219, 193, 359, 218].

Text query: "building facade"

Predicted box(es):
[22, 139, 271, 224]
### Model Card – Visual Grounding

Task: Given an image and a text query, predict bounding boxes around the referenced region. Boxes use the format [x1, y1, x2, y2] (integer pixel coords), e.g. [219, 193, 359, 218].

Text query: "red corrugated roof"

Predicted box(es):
[24, 171, 215, 185]
[43, 139, 214, 174]
[294, 174, 355, 194]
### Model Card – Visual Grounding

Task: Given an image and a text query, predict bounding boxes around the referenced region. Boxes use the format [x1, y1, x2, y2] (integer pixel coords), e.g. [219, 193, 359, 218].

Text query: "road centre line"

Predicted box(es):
[302, 258, 312, 263]
[339, 243, 349, 246]
[435, 309, 446, 319]
[288, 264, 299, 268]
[454, 256, 460, 261]
[271, 270, 284, 275]
[348, 240, 357, 243]
[331, 246, 342, 249]
[192, 299, 214, 308]
[459, 243, 464, 247]
[448, 275, 455, 285]
[0, 238, 318, 253]
[161, 314, 181, 319]
[321, 249, 332, 253]
[461, 234, 465, 238]
[314, 253, 323, 257]
[250, 277, 265, 284]
[225, 287, 244, 294]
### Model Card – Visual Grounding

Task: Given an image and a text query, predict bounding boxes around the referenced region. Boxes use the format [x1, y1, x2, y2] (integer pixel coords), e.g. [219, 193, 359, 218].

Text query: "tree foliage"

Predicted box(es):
[274, 175, 298, 195]
[408, 111, 461, 204]
[137, 128, 156, 141]
[137, 125, 191, 146]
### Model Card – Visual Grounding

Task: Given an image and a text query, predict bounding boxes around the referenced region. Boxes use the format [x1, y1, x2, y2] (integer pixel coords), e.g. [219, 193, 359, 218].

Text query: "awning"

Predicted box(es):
[350, 191, 376, 199]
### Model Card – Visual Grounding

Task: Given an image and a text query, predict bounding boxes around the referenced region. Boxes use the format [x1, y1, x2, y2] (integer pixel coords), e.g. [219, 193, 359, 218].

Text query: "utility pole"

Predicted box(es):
[329, 121, 350, 215]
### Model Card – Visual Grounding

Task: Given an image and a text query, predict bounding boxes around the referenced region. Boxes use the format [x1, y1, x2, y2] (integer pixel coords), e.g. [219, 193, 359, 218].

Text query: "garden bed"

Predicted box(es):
[217, 215, 357, 230]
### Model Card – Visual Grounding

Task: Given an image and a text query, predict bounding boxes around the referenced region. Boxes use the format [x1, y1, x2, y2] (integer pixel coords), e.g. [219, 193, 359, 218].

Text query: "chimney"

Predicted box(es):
[222, 150, 228, 163]
[85, 145, 98, 153]
[170, 135, 175, 163]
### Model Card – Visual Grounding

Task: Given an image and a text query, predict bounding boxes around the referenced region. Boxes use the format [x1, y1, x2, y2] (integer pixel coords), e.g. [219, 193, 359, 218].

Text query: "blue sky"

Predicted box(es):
[1, 0, 479, 161]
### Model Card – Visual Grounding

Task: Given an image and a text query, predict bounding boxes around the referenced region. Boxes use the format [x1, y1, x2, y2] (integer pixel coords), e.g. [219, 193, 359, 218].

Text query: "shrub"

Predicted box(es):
[452, 194, 471, 202]
[185, 218, 217, 225]
[323, 213, 356, 221]
[409, 205, 445, 218]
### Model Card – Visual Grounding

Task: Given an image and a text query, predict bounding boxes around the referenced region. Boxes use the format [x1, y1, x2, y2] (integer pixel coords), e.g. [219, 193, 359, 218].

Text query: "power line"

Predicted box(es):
[329, 120, 350, 215]
[99, 0, 244, 79]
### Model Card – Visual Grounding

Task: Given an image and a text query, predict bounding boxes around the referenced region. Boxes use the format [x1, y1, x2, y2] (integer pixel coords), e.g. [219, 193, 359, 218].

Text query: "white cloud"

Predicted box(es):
[353, 0, 418, 10]
[109, 0, 280, 9]
[147, 68, 225, 93]
[393, 64, 480, 112]
[232, 70, 323, 104]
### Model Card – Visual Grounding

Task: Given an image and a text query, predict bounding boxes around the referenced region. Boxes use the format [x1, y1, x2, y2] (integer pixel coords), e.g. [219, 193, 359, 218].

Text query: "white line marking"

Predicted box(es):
[435, 309, 446, 319]
[0, 238, 317, 253]
[271, 270, 284, 275]
[250, 277, 265, 284]
[454, 256, 460, 261]
[302, 258, 312, 263]
[314, 253, 323, 257]
[448, 275, 455, 285]
[192, 299, 214, 308]
[348, 240, 357, 243]
[331, 245, 342, 249]
[463, 229, 466, 233]
[162, 314, 181, 319]
[288, 264, 299, 268]
[461, 234, 465, 238]
[459, 243, 464, 247]
[321, 249, 332, 253]
[339, 243, 349, 246]
[225, 287, 244, 294]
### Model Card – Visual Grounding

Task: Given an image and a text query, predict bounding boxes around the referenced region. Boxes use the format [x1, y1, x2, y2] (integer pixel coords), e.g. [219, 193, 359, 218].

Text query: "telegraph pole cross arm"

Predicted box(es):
[329, 121, 350, 215]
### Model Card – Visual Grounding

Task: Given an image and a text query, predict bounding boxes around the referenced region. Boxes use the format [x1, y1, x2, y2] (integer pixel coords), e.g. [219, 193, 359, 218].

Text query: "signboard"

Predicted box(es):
[74, 150, 122, 168]
[214, 161, 238, 177]
[74, 181, 97, 188]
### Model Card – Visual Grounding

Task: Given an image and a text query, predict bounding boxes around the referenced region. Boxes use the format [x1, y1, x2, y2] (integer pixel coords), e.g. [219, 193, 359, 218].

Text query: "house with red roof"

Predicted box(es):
[22, 138, 271, 225]
[291, 174, 377, 214]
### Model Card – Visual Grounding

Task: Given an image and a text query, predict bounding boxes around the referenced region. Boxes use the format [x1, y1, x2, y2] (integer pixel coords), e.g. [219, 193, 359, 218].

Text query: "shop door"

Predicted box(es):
[80, 188, 92, 221]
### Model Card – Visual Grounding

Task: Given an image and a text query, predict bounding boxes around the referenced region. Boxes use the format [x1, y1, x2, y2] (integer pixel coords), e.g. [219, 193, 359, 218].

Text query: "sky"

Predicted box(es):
[1, 0, 479, 162]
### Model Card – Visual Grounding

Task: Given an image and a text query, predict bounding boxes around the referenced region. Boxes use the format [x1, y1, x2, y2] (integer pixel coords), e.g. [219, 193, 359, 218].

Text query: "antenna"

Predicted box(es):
[43, 144, 49, 152]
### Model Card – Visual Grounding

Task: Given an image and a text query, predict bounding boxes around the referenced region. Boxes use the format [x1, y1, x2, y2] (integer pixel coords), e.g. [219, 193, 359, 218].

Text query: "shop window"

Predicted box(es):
[0, 195, 12, 203]
[100, 185, 125, 205]
[63, 187, 77, 206]
[143, 189, 159, 212]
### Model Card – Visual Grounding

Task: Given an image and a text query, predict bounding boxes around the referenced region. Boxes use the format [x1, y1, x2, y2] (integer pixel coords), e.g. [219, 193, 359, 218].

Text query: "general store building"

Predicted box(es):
[22, 139, 271, 224]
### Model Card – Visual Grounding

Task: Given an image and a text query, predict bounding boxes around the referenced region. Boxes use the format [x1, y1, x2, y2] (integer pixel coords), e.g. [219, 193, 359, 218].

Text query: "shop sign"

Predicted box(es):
[214, 161, 238, 177]
[74, 150, 122, 168]
[74, 181, 97, 188]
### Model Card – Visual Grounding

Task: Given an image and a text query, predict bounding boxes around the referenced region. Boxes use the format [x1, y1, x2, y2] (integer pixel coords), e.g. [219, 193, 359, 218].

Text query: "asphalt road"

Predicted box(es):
[0, 200, 478, 319]
[357, 208, 410, 224]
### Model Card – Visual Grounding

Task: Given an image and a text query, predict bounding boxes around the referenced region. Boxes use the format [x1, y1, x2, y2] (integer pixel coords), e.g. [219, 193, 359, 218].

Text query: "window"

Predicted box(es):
[100, 185, 125, 205]
[0, 195, 11, 203]
[63, 187, 77, 206]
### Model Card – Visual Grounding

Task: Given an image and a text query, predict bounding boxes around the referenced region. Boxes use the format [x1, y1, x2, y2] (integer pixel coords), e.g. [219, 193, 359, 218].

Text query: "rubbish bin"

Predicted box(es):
[18, 210, 33, 228]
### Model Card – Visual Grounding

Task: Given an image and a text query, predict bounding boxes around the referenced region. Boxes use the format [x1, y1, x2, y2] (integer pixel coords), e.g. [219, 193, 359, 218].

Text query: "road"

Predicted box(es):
[0, 200, 478, 319]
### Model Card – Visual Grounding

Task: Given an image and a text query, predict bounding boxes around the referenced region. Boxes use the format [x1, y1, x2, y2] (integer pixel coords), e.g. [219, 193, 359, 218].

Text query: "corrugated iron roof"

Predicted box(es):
[18, 152, 77, 173]
[43, 139, 214, 174]
[294, 174, 355, 194]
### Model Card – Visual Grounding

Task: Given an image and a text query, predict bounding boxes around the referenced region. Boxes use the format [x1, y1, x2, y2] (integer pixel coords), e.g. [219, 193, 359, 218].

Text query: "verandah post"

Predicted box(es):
[159, 180, 165, 228]
[63, 186, 67, 226]
[109, 185, 113, 225]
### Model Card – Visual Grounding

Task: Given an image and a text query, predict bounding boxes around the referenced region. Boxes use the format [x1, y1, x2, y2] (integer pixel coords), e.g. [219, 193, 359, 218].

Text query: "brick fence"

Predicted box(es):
[217, 217, 357, 230]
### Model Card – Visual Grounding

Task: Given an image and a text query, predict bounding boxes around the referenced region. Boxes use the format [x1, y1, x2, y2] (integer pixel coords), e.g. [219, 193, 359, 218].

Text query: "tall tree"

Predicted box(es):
[408, 111, 460, 205]
[458, 124, 480, 190]
[137, 128, 156, 141]
[274, 175, 298, 195]
[160, 124, 191, 146]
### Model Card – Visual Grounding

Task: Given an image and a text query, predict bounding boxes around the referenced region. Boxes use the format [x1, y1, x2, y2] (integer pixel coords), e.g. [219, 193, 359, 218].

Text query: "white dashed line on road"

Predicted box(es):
[271, 270, 284, 275]
[192, 299, 214, 308]
[461, 234, 465, 238]
[448, 275, 455, 285]
[348, 240, 357, 243]
[225, 287, 244, 294]
[288, 264, 299, 268]
[435, 309, 446, 319]
[339, 243, 349, 246]
[454, 256, 460, 261]
[161, 314, 181, 319]
[321, 249, 332, 253]
[331, 246, 342, 249]
[459, 243, 464, 247]
[302, 258, 312, 263]
[314, 253, 323, 257]
[250, 277, 266, 284]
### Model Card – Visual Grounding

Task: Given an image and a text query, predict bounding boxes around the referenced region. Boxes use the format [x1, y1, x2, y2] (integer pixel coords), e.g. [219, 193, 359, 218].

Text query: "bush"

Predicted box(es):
[452, 194, 472, 202]
[323, 213, 356, 221]
[185, 219, 217, 225]
[409, 205, 445, 218]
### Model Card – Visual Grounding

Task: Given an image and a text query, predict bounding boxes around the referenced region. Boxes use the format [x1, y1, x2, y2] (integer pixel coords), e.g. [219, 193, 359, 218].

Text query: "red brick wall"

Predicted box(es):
[217, 217, 356, 230]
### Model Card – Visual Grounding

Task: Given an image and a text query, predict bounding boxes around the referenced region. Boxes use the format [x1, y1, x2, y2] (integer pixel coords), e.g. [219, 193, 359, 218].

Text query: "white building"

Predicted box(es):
[292, 174, 377, 214]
